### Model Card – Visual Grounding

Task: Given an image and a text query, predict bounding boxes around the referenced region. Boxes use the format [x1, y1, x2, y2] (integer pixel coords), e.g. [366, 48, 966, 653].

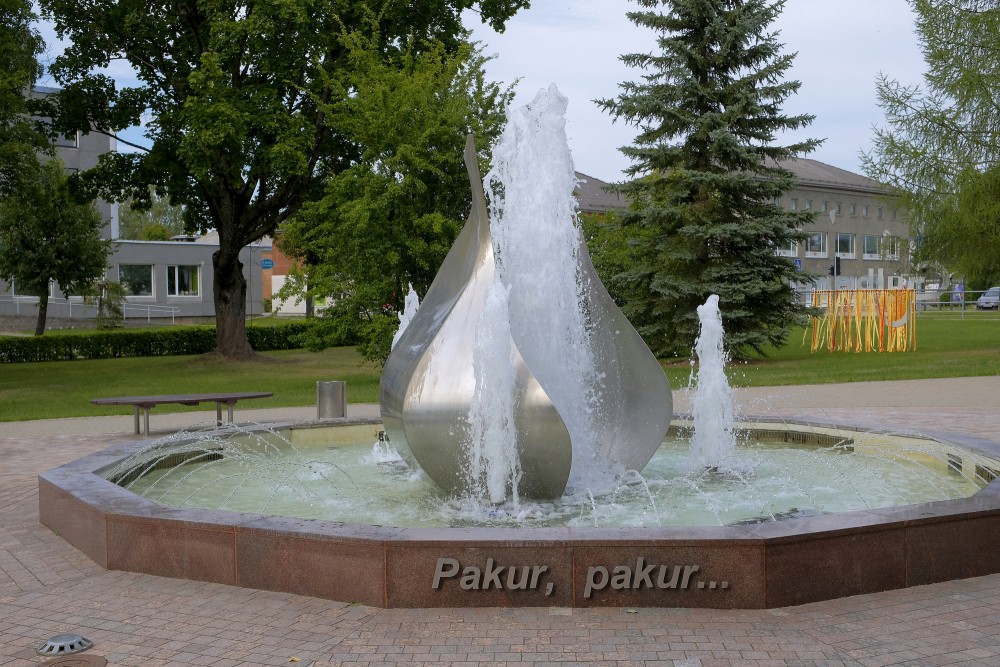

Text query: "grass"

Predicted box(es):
[0, 347, 381, 422]
[652, 315, 1000, 393]
[1, 313, 998, 422]
[726, 316, 999, 387]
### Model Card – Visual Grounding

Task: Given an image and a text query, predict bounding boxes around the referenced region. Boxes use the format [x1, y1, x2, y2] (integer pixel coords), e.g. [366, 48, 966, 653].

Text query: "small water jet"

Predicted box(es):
[390, 284, 420, 350]
[690, 294, 737, 470]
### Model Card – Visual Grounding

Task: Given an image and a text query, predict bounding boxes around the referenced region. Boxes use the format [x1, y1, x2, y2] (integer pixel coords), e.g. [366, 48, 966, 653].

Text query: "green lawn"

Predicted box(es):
[654, 315, 999, 393]
[725, 316, 1000, 387]
[1, 314, 998, 422]
[0, 347, 381, 422]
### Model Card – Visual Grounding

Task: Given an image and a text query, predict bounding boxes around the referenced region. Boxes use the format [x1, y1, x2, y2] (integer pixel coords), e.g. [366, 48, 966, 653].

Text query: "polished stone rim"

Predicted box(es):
[38, 416, 1000, 609]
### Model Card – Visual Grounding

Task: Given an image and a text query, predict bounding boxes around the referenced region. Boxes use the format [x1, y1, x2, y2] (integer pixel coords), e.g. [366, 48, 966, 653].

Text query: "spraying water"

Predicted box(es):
[466, 280, 520, 505]
[391, 284, 420, 350]
[689, 295, 737, 468]
[484, 84, 602, 489]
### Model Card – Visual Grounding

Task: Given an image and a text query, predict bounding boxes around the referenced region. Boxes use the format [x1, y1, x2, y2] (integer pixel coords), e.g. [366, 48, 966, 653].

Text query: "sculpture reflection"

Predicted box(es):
[380, 86, 672, 502]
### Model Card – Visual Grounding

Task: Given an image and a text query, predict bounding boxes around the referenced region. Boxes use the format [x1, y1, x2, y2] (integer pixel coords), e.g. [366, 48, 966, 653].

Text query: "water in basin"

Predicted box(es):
[105, 422, 993, 528]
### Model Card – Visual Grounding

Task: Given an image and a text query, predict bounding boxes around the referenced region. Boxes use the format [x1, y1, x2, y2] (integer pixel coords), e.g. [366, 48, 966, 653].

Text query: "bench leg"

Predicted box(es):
[143, 407, 150, 436]
[214, 401, 237, 424]
[133, 406, 141, 435]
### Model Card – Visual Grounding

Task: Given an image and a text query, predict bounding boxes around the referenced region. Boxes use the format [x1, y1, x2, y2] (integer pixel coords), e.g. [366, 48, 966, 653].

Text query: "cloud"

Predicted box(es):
[34, 0, 928, 176]
[468, 0, 925, 181]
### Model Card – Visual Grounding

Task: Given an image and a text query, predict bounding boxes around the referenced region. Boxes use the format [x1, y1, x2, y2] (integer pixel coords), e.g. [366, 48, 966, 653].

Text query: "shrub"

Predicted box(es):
[0, 322, 314, 363]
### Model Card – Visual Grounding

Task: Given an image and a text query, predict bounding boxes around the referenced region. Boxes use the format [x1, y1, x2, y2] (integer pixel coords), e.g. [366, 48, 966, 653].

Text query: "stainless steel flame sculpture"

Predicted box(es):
[379, 136, 671, 500]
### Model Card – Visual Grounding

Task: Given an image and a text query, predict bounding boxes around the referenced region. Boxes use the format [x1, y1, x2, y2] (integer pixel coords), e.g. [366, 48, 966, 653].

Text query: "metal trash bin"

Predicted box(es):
[317, 380, 346, 419]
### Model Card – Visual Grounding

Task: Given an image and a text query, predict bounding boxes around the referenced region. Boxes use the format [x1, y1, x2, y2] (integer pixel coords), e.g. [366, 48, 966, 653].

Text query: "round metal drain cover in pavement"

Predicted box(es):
[37, 634, 93, 656]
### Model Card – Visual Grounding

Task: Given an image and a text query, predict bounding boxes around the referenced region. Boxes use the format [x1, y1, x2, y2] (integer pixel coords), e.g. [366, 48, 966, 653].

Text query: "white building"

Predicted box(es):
[0, 88, 269, 326]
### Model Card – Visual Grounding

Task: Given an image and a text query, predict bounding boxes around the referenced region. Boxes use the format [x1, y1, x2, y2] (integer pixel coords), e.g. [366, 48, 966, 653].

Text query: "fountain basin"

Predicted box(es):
[39, 417, 1000, 609]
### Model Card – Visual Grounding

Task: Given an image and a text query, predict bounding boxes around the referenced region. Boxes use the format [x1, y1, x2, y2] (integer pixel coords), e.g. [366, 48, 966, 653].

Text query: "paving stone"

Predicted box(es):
[5, 386, 1000, 664]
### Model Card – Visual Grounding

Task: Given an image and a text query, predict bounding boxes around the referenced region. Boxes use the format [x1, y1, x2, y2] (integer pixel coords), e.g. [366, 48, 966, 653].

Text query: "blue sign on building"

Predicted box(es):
[794, 258, 802, 271]
[261, 258, 275, 269]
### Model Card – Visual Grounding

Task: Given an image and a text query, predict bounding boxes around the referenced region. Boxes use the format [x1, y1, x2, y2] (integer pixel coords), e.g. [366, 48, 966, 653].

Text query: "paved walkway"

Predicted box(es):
[3, 377, 1000, 666]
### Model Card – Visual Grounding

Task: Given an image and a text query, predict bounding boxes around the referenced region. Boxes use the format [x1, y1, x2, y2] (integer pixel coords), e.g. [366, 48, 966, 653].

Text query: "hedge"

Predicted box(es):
[0, 323, 313, 363]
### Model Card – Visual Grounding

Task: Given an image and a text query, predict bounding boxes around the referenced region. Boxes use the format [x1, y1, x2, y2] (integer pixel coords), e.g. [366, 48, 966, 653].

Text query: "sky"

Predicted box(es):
[465, 0, 926, 182]
[36, 0, 927, 184]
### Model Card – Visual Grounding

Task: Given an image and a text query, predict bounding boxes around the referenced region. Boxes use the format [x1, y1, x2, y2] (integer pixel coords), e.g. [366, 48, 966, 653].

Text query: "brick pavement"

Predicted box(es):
[3, 378, 1000, 666]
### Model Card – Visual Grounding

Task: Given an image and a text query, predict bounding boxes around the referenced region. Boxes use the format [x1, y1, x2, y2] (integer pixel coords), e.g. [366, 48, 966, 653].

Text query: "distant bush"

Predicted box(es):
[0, 322, 314, 363]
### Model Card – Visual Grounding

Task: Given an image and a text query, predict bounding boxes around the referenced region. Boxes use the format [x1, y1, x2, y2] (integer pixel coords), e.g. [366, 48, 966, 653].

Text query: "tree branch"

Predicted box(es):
[93, 127, 150, 152]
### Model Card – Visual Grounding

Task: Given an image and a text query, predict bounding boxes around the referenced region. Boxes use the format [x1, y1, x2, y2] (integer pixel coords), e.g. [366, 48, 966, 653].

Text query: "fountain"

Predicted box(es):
[38, 87, 1000, 609]
[381, 85, 671, 503]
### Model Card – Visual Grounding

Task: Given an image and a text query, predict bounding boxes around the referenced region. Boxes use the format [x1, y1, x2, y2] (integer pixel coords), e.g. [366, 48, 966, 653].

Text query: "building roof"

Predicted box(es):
[574, 172, 626, 213]
[573, 157, 887, 213]
[773, 157, 886, 195]
[192, 231, 272, 249]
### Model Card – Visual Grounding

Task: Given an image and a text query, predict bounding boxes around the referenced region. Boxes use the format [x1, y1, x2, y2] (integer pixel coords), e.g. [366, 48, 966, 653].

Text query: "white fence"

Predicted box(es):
[795, 288, 1000, 318]
[0, 295, 180, 324]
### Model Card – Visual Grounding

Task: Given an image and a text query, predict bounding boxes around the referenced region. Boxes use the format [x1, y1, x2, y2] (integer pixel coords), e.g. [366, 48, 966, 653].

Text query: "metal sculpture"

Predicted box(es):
[380, 136, 671, 500]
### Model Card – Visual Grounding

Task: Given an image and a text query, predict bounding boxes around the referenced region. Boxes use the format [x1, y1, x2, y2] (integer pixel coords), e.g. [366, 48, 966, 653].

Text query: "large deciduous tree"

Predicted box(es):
[862, 0, 1000, 287]
[0, 0, 48, 192]
[39, 0, 527, 359]
[0, 157, 112, 334]
[279, 39, 512, 364]
[598, 0, 820, 359]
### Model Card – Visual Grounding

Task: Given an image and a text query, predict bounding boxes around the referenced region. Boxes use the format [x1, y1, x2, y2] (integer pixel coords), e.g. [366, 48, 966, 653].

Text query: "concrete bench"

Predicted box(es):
[91, 391, 273, 435]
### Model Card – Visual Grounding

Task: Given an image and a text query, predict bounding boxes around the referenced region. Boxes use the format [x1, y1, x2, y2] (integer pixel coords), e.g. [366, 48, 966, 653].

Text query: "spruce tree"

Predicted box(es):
[598, 0, 820, 359]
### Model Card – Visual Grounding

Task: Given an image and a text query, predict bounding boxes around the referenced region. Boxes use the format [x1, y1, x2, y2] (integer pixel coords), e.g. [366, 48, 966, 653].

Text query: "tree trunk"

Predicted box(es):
[34, 291, 49, 336]
[213, 247, 255, 359]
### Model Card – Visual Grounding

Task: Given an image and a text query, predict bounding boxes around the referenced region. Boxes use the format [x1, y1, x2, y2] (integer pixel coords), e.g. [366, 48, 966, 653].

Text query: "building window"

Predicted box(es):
[863, 235, 880, 259]
[776, 238, 797, 257]
[849, 203, 857, 216]
[11, 280, 52, 299]
[877, 207, 884, 220]
[805, 200, 812, 210]
[805, 232, 827, 257]
[836, 233, 855, 259]
[35, 116, 78, 148]
[167, 265, 200, 296]
[54, 131, 79, 148]
[119, 265, 154, 296]
[862, 205, 870, 218]
[835, 202, 842, 215]
[790, 198, 798, 211]
[821, 201, 829, 212]
[891, 208, 897, 221]
[884, 236, 901, 260]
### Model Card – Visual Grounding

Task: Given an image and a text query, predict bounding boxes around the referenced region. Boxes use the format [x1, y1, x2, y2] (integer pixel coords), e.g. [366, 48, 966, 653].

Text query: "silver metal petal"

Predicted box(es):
[574, 237, 673, 474]
[380, 134, 672, 500]
[380, 136, 573, 499]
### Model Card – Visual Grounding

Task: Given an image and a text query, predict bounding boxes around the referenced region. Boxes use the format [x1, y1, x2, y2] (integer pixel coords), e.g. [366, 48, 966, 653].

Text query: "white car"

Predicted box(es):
[976, 286, 1000, 309]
